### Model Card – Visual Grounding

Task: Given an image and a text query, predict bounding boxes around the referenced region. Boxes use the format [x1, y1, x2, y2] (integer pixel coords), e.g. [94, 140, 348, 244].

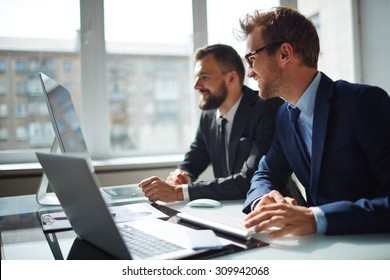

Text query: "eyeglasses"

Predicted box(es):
[245, 42, 283, 68]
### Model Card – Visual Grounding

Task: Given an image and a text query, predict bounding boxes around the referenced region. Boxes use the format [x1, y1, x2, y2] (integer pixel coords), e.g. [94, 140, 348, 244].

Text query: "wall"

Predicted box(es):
[298, 0, 390, 93]
[299, 0, 356, 81]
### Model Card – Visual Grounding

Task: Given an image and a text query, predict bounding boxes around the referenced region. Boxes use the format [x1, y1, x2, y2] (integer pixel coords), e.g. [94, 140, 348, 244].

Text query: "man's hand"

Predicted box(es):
[255, 190, 297, 207]
[138, 176, 184, 203]
[166, 169, 191, 184]
[245, 190, 316, 238]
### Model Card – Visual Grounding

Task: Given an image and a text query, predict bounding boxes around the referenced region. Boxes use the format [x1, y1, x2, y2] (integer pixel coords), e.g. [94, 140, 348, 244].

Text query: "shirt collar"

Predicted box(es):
[294, 71, 321, 117]
[216, 93, 243, 124]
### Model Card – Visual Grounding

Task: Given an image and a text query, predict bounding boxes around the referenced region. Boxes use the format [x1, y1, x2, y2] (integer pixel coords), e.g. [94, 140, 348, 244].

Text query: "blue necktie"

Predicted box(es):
[218, 116, 229, 176]
[288, 107, 311, 168]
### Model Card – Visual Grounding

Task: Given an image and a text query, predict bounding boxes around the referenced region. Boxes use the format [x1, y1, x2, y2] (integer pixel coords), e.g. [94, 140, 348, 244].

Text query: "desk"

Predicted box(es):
[1, 194, 390, 260]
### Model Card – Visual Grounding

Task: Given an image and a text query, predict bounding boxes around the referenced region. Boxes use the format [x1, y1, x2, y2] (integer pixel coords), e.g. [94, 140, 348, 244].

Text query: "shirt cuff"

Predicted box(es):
[181, 184, 190, 201]
[310, 206, 327, 233]
[251, 197, 262, 211]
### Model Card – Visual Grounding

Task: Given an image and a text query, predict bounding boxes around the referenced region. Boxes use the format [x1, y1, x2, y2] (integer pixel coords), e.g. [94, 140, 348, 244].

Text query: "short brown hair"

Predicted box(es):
[195, 44, 245, 86]
[238, 7, 320, 68]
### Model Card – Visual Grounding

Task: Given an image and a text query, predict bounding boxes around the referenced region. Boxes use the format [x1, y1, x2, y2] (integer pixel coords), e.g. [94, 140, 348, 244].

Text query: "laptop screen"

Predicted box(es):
[39, 72, 88, 155]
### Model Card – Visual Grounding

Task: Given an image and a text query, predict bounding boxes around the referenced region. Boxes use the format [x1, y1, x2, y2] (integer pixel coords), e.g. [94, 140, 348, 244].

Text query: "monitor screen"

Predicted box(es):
[37, 73, 144, 205]
[39, 72, 89, 155]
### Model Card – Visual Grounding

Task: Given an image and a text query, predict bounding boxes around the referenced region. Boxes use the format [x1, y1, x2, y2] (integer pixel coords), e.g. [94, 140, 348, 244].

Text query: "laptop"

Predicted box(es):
[35, 152, 227, 260]
[38, 72, 144, 202]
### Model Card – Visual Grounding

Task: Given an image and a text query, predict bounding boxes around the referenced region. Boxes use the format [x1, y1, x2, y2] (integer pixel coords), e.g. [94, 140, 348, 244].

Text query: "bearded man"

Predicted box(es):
[139, 44, 285, 203]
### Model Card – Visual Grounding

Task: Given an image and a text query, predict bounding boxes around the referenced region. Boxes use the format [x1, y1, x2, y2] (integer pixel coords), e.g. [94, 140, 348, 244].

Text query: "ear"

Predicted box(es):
[279, 42, 294, 65]
[226, 71, 238, 84]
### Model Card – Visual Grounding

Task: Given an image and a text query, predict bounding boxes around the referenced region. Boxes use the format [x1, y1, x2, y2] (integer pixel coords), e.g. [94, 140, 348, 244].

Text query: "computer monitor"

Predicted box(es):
[37, 73, 145, 205]
[37, 72, 91, 205]
[40, 73, 89, 154]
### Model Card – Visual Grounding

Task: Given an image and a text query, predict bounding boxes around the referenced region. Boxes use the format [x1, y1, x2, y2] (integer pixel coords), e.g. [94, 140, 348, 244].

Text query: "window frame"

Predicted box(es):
[0, 0, 208, 164]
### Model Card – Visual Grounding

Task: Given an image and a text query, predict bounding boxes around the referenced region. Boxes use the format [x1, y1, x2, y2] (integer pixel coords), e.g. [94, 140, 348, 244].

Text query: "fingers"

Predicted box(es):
[269, 190, 286, 203]
[245, 203, 284, 229]
[138, 176, 164, 202]
[284, 197, 298, 206]
[139, 176, 162, 189]
[138, 176, 183, 203]
[166, 169, 190, 184]
[166, 171, 178, 183]
[176, 173, 190, 184]
[255, 190, 297, 210]
[244, 203, 317, 238]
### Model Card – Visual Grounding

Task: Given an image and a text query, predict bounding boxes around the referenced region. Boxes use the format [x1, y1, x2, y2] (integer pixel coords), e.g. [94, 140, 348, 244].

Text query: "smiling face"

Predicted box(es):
[193, 54, 229, 110]
[245, 33, 284, 100]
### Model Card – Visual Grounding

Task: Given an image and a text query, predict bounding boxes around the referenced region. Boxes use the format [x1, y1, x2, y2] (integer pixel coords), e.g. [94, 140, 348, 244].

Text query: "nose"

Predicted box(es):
[193, 78, 202, 90]
[247, 67, 255, 79]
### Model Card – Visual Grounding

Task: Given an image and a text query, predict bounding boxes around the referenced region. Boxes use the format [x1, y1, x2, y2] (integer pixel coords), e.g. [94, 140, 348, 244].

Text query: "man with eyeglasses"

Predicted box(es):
[138, 44, 288, 203]
[239, 7, 390, 237]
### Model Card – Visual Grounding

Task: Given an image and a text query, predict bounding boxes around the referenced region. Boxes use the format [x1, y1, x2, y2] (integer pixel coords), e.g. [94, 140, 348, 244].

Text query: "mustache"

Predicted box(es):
[198, 89, 210, 94]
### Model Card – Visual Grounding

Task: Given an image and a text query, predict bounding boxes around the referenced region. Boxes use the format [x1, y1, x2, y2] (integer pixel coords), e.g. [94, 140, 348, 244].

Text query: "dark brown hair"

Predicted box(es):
[195, 44, 245, 85]
[238, 7, 320, 68]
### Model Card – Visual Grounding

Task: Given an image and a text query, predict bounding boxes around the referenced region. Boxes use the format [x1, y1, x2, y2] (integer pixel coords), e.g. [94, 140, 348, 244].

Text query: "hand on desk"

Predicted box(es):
[245, 190, 316, 238]
[138, 176, 184, 203]
[166, 169, 191, 184]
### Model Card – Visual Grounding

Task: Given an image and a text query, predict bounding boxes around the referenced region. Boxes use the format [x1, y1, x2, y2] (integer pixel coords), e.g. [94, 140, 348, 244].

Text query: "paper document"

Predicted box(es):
[40, 202, 168, 232]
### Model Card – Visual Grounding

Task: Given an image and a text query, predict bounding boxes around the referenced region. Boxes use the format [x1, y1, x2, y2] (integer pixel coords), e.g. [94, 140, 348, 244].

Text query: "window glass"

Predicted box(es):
[207, 0, 279, 89]
[104, 0, 194, 155]
[0, 0, 80, 154]
[0, 80, 6, 95]
[0, 60, 5, 73]
[0, 0, 278, 161]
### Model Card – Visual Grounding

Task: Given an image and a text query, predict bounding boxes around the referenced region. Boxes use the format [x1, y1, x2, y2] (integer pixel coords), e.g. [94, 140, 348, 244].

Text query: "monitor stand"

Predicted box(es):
[36, 138, 60, 206]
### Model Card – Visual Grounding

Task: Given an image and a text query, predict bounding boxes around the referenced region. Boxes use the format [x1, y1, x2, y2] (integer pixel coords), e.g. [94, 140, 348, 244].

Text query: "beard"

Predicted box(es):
[258, 58, 284, 100]
[198, 81, 228, 110]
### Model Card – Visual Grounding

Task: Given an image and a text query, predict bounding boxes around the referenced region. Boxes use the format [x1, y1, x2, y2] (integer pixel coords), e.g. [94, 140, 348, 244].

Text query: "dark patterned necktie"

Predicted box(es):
[288, 107, 311, 168]
[218, 116, 229, 176]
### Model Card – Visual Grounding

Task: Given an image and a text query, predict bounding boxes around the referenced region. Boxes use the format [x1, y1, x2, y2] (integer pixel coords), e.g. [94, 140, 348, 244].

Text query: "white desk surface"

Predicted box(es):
[1, 194, 390, 260]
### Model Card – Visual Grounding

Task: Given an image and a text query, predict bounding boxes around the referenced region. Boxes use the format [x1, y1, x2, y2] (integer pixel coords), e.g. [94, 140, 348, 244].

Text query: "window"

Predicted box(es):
[103, 0, 194, 155]
[0, 60, 5, 73]
[207, 0, 279, 54]
[0, 0, 280, 163]
[0, 103, 7, 117]
[27, 122, 54, 147]
[16, 104, 28, 118]
[0, 127, 8, 140]
[15, 60, 29, 73]
[62, 61, 72, 73]
[0, 0, 80, 161]
[0, 80, 6, 95]
[207, 0, 279, 89]
[16, 126, 29, 141]
[16, 81, 27, 95]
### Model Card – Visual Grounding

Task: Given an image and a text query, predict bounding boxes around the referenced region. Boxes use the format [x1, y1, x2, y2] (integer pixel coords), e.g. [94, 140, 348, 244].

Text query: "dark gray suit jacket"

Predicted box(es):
[179, 86, 284, 200]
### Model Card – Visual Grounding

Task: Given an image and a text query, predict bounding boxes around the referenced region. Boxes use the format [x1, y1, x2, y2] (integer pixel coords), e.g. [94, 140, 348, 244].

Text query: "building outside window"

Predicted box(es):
[0, 0, 282, 163]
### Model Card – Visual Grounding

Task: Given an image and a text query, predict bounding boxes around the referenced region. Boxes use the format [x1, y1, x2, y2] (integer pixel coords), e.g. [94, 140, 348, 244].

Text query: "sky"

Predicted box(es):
[0, 0, 80, 39]
[0, 0, 278, 53]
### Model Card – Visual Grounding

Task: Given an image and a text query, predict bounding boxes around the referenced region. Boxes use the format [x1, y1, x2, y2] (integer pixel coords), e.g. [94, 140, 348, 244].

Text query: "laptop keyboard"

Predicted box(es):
[118, 224, 185, 258]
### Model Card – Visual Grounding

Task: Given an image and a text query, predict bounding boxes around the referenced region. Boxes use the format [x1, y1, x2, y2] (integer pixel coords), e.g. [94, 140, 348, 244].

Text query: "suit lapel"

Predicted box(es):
[310, 73, 333, 203]
[228, 87, 256, 173]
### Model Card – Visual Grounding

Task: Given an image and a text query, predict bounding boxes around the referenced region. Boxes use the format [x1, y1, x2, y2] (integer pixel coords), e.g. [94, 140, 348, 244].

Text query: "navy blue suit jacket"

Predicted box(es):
[179, 86, 284, 200]
[243, 72, 390, 235]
